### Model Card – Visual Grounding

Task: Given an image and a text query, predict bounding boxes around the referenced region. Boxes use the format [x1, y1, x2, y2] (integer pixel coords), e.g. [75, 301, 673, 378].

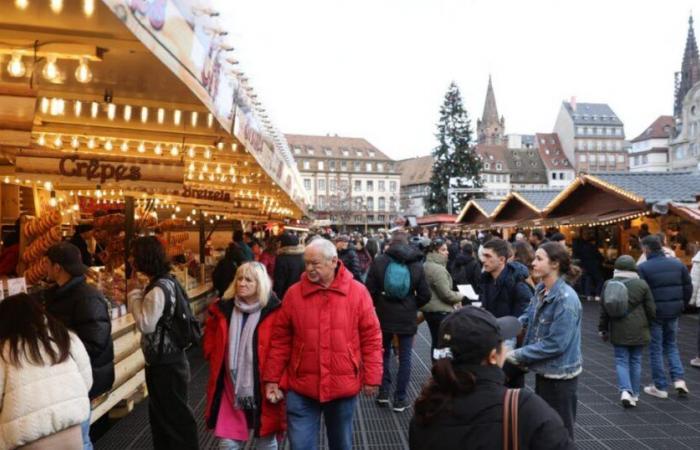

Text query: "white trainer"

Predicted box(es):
[690, 357, 700, 368]
[621, 391, 636, 408]
[673, 380, 689, 396]
[643, 385, 669, 399]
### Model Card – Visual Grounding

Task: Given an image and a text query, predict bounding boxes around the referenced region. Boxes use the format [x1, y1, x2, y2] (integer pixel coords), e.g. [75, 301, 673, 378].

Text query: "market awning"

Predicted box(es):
[489, 189, 561, 227]
[668, 202, 700, 225]
[417, 214, 457, 226]
[455, 198, 503, 228]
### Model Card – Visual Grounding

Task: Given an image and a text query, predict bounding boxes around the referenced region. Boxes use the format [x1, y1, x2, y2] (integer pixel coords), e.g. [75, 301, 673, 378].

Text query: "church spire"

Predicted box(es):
[675, 14, 700, 117]
[477, 75, 505, 145]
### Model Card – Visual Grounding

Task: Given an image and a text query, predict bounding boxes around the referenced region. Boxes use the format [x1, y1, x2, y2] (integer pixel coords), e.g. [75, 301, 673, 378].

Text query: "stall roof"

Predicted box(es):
[591, 172, 700, 204]
[417, 214, 457, 226]
[669, 202, 700, 224]
[455, 198, 503, 225]
[490, 189, 561, 225]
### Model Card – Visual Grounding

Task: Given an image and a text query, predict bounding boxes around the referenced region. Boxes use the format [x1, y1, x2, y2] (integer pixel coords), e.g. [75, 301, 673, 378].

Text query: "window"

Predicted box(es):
[318, 179, 326, 191]
[303, 179, 311, 191]
[615, 128, 622, 136]
[330, 179, 337, 192]
[597, 154, 605, 163]
[616, 154, 624, 163]
[607, 154, 615, 162]
[579, 154, 587, 162]
[302, 160, 310, 170]
[577, 127, 584, 135]
[355, 150, 363, 157]
[354, 180, 362, 191]
[369, 151, 376, 158]
[366, 180, 374, 191]
[366, 197, 374, 210]
[484, 162, 491, 170]
[323, 147, 332, 156]
[377, 162, 384, 172]
[642, 154, 648, 164]
[294, 146, 301, 155]
[378, 180, 385, 191]
[378, 215, 385, 223]
[329, 160, 336, 171]
[389, 181, 397, 192]
[559, 172, 564, 180]
[318, 195, 325, 209]
[340, 160, 347, 170]
[366, 162, 373, 171]
[496, 163, 502, 171]
[353, 161, 361, 171]
[551, 172, 557, 180]
[378, 197, 386, 210]
[341, 148, 349, 156]
[615, 141, 622, 150]
[318, 161, 324, 170]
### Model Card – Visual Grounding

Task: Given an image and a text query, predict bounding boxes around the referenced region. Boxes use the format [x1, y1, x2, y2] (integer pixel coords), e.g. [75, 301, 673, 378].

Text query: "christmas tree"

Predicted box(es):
[427, 82, 482, 214]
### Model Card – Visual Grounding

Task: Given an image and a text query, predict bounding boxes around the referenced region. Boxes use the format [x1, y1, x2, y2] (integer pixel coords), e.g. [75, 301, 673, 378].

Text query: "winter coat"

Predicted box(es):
[409, 366, 574, 450]
[598, 272, 656, 346]
[44, 275, 115, 398]
[365, 243, 431, 335]
[259, 252, 276, 281]
[572, 239, 603, 276]
[480, 261, 533, 318]
[0, 332, 92, 450]
[69, 233, 94, 267]
[357, 248, 372, 275]
[451, 252, 481, 293]
[0, 243, 19, 276]
[273, 245, 305, 300]
[690, 251, 700, 308]
[236, 240, 255, 262]
[421, 252, 464, 313]
[213, 255, 238, 298]
[338, 247, 363, 281]
[263, 262, 383, 402]
[203, 293, 286, 437]
[638, 252, 693, 319]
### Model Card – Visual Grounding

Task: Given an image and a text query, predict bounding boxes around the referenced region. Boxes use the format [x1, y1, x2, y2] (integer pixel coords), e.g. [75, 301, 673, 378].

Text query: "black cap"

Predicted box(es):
[46, 242, 88, 277]
[434, 306, 522, 363]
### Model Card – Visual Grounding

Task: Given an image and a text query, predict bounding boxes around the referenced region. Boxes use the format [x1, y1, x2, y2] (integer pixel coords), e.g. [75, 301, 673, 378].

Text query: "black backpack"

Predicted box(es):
[160, 275, 203, 350]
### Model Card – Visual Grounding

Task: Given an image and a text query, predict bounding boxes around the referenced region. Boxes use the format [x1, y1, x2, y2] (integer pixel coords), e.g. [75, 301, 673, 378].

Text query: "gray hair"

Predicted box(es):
[305, 238, 338, 260]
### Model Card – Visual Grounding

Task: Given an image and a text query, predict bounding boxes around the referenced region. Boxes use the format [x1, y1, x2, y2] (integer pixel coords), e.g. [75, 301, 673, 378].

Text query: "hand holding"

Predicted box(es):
[362, 385, 379, 396]
[265, 383, 284, 404]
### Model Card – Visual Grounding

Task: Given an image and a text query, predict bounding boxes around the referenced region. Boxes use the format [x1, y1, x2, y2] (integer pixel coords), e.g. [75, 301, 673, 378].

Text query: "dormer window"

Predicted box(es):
[496, 163, 502, 171]
[484, 162, 491, 170]
[369, 151, 375, 158]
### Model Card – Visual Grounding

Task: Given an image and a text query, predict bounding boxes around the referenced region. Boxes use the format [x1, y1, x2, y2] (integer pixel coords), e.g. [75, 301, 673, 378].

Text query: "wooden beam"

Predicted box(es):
[91, 370, 145, 423]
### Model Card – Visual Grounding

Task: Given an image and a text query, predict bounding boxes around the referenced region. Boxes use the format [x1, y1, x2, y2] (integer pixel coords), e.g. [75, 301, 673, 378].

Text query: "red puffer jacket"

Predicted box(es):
[263, 262, 383, 402]
[203, 294, 286, 437]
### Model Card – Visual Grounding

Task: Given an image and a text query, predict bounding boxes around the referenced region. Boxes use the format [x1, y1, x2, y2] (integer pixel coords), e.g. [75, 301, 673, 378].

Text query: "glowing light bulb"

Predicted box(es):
[123, 105, 132, 122]
[190, 111, 198, 127]
[215, 164, 222, 174]
[49, 0, 62, 13]
[207, 113, 214, 128]
[42, 55, 59, 81]
[74, 57, 92, 83]
[107, 103, 116, 120]
[15, 0, 29, 10]
[49, 196, 58, 207]
[175, 206, 181, 213]
[170, 145, 179, 157]
[6, 52, 26, 77]
[120, 141, 129, 152]
[71, 136, 80, 149]
[104, 139, 113, 151]
[231, 143, 238, 152]
[140, 106, 148, 123]
[87, 137, 96, 149]
[173, 109, 181, 126]
[91, 102, 99, 118]
[43, 181, 53, 191]
[157, 108, 165, 124]
[49, 98, 65, 115]
[203, 148, 212, 159]
[216, 140, 224, 151]
[83, 0, 94, 17]
[154, 144, 162, 155]
[188, 162, 195, 172]
[198, 173, 204, 181]
[40, 97, 49, 114]
[191, 209, 197, 215]
[74, 100, 82, 117]
[137, 142, 146, 153]
[202, 163, 209, 172]
[187, 147, 196, 158]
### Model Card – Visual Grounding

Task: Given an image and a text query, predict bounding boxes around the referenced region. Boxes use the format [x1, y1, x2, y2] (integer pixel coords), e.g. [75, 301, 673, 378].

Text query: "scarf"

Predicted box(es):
[227, 298, 263, 410]
[613, 269, 639, 280]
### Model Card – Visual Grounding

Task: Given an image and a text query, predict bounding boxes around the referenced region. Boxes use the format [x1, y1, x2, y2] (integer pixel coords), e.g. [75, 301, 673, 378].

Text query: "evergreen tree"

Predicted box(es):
[427, 82, 482, 214]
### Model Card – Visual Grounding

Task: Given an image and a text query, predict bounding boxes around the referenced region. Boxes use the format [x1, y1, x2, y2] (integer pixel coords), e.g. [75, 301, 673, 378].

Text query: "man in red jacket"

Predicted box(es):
[263, 238, 383, 450]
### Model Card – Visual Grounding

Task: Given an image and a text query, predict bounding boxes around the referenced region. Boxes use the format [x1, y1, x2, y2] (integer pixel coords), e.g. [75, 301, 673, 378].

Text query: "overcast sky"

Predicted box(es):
[214, 0, 697, 161]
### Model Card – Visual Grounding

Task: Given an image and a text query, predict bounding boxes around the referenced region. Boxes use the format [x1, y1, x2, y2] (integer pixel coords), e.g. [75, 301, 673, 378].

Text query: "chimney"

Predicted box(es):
[570, 96, 577, 112]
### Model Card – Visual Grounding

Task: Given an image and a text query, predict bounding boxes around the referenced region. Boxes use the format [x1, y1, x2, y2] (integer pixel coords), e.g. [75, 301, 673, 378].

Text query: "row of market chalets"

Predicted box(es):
[456, 171, 700, 266]
[0, 0, 309, 422]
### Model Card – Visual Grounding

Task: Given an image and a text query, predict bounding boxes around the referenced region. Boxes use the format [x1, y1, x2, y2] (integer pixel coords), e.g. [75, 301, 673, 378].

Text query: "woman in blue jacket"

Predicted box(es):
[507, 242, 582, 440]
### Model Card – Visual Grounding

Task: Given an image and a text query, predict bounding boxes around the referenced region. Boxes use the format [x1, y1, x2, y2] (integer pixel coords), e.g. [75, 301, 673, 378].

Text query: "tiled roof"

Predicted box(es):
[630, 115, 674, 143]
[515, 189, 562, 210]
[505, 148, 548, 184]
[592, 171, 700, 203]
[535, 133, 574, 170]
[474, 198, 503, 216]
[397, 155, 433, 186]
[563, 102, 623, 126]
[476, 144, 509, 172]
[285, 134, 393, 161]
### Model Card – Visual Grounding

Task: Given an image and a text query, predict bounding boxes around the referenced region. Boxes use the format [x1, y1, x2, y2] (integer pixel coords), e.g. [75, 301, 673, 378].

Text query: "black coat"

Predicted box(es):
[69, 233, 93, 267]
[339, 247, 363, 281]
[638, 252, 693, 319]
[365, 243, 431, 335]
[409, 366, 574, 450]
[212, 255, 238, 298]
[480, 262, 533, 318]
[273, 244, 305, 300]
[451, 253, 482, 293]
[44, 275, 115, 398]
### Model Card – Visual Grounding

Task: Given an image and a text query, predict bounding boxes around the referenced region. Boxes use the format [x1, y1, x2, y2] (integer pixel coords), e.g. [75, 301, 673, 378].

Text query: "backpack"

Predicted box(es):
[383, 257, 411, 300]
[602, 279, 629, 318]
[161, 276, 203, 350]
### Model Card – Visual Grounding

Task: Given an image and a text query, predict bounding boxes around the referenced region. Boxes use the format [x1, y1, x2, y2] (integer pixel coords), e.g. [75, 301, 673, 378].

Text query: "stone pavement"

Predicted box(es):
[95, 302, 700, 449]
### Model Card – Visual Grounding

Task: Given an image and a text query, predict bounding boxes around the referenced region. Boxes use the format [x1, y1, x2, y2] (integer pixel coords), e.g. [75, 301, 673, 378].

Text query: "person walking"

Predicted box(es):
[573, 232, 604, 301]
[355, 238, 372, 282]
[259, 238, 278, 282]
[272, 232, 305, 300]
[334, 235, 363, 281]
[450, 241, 482, 294]
[507, 242, 582, 439]
[690, 247, 700, 368]
[0, 293, 93, 450]
[365, 231, 430, 412]
[263, 238, 383, 450]
[598, 255, 656, 407]
[44, 242, 114, 449]
[637, 235, 693, 398]
[203, 262, 285, 449]
[213, 244, 242, 298]
[409, 307, 574, 450]
[480, 238, 533, 319]
[128, 236, 199, 449]
[421, 239, 466, 357]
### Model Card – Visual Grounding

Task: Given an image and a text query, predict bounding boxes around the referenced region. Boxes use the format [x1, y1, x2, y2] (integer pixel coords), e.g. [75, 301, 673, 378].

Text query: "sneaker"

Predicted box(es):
[392, 398, 411, 413]
[690, 357, 700, 368]
[673, 380, 689, 396]
[644, 385, 669, 399]
[632, 394, 639, 403]
[375, 391, 390, 407]
[621, 391, 636, 408]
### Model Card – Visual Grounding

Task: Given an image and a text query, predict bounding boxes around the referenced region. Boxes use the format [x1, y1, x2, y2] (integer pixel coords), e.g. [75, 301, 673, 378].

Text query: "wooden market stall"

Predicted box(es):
[454, 198, 503, 230]
[0, 0, 309, 423]
[488, 189, 561, 236]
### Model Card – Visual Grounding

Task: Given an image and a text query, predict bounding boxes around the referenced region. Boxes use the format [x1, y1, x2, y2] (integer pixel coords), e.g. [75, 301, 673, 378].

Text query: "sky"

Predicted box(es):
[213, 0, 697, 161]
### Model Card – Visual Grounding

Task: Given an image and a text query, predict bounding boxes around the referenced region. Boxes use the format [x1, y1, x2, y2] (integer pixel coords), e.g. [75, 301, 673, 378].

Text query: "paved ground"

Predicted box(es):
[95, 301, 700, 449]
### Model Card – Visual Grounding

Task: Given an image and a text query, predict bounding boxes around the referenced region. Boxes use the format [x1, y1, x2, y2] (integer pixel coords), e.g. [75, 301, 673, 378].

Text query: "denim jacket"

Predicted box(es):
[512, 277, 582, 379]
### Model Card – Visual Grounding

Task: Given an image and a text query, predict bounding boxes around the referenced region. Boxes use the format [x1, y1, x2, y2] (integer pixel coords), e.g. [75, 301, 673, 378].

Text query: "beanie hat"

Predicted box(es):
[280, 232, 299, 247]
[614, 255, 637, 272]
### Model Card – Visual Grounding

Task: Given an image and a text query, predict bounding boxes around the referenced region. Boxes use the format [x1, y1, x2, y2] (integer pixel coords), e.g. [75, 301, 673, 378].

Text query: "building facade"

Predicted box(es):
[396, 155, 432, 217]
[534, 133, 576, 187]
[286, 134, 401, 229]
[553, 100, 628, 172]
[629, 116, 673, 172]
[674, 16, 700, 118]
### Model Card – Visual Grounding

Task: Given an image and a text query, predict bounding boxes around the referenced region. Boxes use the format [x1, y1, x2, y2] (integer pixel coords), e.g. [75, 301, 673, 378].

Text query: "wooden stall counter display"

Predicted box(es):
[19, 210, 62, 284]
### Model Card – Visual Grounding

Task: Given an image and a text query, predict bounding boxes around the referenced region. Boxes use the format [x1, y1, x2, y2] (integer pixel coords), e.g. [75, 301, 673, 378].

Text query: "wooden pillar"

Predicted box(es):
[124, 196, 135, 282]
[198, 211, 205, 265]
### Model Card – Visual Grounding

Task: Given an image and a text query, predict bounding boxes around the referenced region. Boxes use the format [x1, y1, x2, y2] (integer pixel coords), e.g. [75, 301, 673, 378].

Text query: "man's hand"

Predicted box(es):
[362, 385, 379, 396]
[265, 383, 284, 404]
[599, 331, 609, 342]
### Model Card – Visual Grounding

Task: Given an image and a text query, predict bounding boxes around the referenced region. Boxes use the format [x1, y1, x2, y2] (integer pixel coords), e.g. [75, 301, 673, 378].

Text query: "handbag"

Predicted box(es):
[503, 388, 520, 450]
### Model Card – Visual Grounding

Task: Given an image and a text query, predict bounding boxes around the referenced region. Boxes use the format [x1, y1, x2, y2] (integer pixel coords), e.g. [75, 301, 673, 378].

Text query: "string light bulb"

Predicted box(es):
[49, 0, 62, 13]
[42, 55, 60, 81]
[87, 137, 96, 149]
[104, 139, 113, 151]
[107, 103, 116, 121]
[120, 141, 129, 152]
[187, 147, 196, 158]
[74, 57, 92, 83]
[154, 144, 162, 155]
[140, 106, 148, 123]
[203, 148, 212, 159]
[123, 105, 132, 122]
[157, 108, 165, 124]
[173, 109, 181, 126]
[137, 142, 146, 153]
[71, 136, 80, 149]
[170, 145, 179, 157]
[6, 52, 26, 77]
[53, 135, 63, 148]
[83, 0, 95, 17]
[91, 102, 99, 118]
[190, 111, 198, 127]
[74, 100, 82, 117]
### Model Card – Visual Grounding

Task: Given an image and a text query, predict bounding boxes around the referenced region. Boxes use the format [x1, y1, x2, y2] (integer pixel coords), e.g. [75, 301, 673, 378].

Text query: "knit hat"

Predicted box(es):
[280, 232, 299, 247]
[614, 255, 637, 272]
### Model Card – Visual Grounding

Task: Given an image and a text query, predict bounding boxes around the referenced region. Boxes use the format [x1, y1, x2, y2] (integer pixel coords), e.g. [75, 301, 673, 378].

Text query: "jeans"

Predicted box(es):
[286, 390, 357, 450]
[218, 435, 278, 450]
[613, 345, 644, 396]
[535, 375, 578, 440]
[144, 353, 199, 450]
[423, 311, 450, 359]
[381, 333, 413, 401]
[81, 410, 93, 450]
[649, 318, 685, 390]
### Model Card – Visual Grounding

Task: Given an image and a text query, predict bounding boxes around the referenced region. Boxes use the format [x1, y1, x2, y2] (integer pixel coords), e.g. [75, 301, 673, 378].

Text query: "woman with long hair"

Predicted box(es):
[203, 262, 285, 449]
[0, 293, 92, 449]
[510, 240, 536, 287]
[410, 307, 573, 450]
[507, 242, 583, 439]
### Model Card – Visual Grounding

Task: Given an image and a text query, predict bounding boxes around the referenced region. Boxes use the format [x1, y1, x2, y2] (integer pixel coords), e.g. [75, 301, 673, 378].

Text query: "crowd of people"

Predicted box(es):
[0, 224, 699, 450]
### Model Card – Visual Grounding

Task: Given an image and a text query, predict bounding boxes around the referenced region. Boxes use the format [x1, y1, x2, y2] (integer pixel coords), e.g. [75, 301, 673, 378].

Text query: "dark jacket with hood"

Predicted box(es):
[212, 245, 241, 297]
[44, 275, 115, 398]
[338, 246, 363, 281]
[366, 243, 431, 335]
[480, 261, 533, 318]
[638, 251, 693, 319]
[409, 366, 574, 450]
[598, 273, 656, 346]
[273, 240, 305, 300]
[451, 252, 482, 293]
